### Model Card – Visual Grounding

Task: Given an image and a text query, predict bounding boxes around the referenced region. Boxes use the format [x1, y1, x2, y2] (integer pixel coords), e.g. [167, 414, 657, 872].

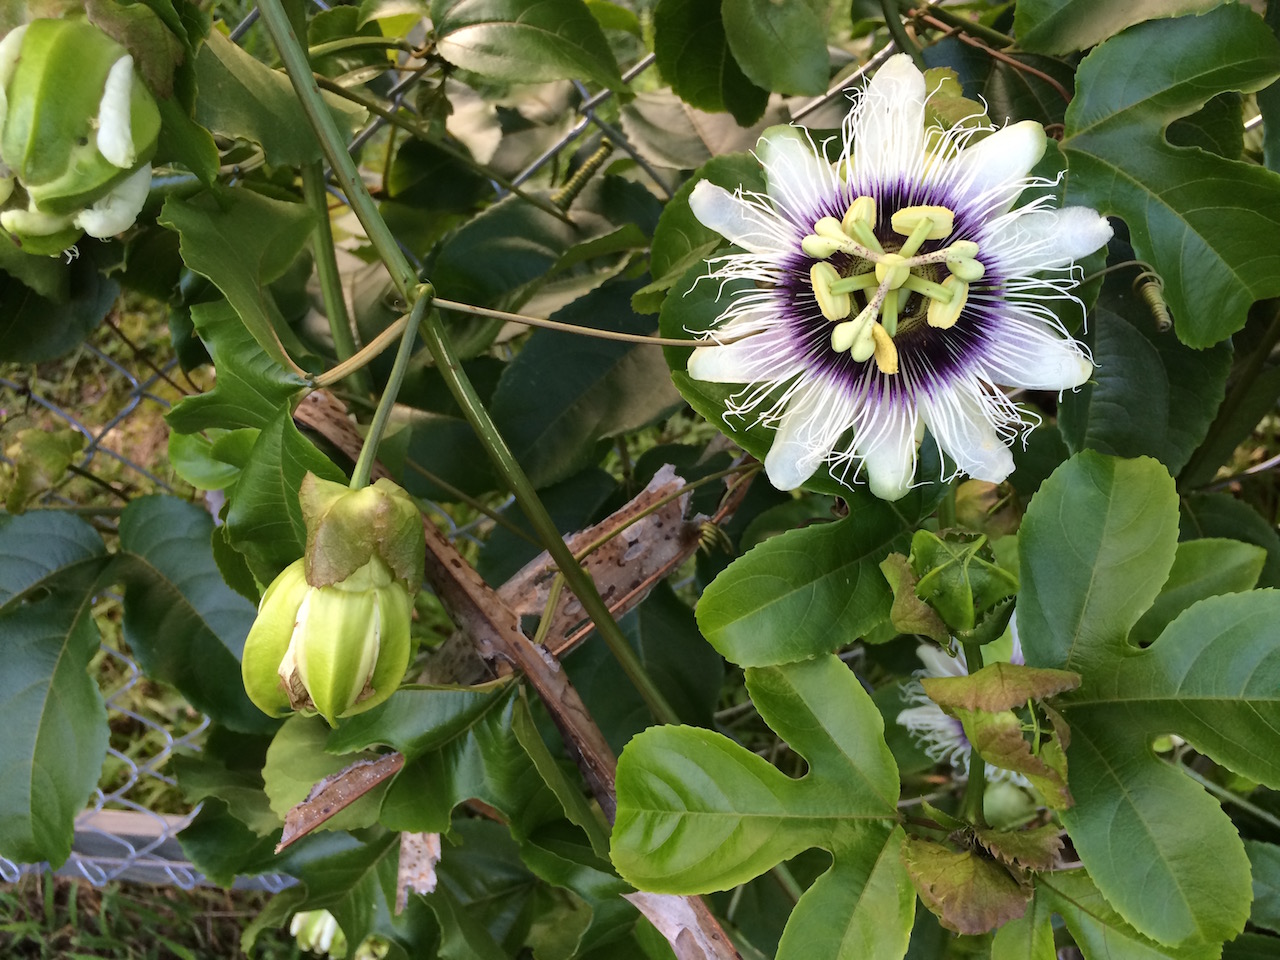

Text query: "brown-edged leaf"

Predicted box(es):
[277, 753, 404, 851]
[973, 824, 1064, 872]
[922, 662, 1081, 713]
[880, 552, 949, 641]
[956, 708, 1073, 810]
[900, 836, 1031, 935]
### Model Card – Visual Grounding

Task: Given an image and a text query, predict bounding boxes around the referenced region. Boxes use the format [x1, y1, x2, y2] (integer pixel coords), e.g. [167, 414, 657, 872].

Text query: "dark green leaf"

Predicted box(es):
[178, 799, 283, 887]
[171, 727, 279, 837]
[1180, 493, 1280, 589]
[117, 495, 275, 733]
[0, 511, 110, 865]
[159, 187, 317, 373]
[1223, 934, 1280, 960]
[431, 0, 624, 89]
[489, 280, 681, 488]
[1020, 453, 1280, 945]
[1246, 840, 1280, 934]
[1180, 363, 1280, 490]
[990, 891, 1055, 960]
[696, 491, 933, 667]
[222, 406, 346, 583]
[1058, 279, 1231, 473]
[0, 254, 118, 362]
[328, 681, 512, 759]
[721, 0, 828, 96]
[1060, 6, 1280, 347]
[193, 30, 365, 166]
[165, 301, 306, 433]
[1014, 0, 1222, 55]
[653, 0, 768, 125]
[612, 655, 913, 960]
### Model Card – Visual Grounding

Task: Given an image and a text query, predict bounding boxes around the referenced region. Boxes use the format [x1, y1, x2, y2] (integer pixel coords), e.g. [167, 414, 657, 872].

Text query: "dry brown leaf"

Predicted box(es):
[624, 892, 741, 960]
[397, 832, 442, 914]
[277, 753, 404, 852]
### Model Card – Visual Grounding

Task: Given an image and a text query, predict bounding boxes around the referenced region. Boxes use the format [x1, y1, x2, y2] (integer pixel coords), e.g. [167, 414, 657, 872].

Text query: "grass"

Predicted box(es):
[0, 875, 304, 959]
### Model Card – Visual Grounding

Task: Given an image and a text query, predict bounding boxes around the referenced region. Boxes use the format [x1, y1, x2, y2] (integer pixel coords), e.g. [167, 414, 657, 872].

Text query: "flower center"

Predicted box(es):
[803, 197, 985, 375]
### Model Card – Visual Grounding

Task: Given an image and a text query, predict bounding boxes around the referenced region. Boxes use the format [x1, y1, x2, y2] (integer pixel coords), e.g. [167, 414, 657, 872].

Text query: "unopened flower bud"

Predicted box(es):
[241, 556, 412, 726]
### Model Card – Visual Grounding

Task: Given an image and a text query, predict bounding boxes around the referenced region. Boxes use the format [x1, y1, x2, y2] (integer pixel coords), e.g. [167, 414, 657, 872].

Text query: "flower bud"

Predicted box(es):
[241, 557, 413, 726]
[0, 19, 160, 254]
[300, 474, 425, 590]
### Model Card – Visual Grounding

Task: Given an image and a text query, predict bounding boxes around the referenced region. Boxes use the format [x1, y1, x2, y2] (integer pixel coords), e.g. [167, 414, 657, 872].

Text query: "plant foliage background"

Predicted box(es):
[4, 0, 1280, 958]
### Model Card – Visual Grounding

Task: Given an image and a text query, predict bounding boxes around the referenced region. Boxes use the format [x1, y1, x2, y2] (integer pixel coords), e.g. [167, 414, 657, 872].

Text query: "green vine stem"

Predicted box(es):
[258, 0, 681, 726]
[880, 0, 925, 67]
[960, 640, 987, 827]
[301, 162, 372, 397]
[897, 0, 1014, 49]
[350, 287, 430, 490]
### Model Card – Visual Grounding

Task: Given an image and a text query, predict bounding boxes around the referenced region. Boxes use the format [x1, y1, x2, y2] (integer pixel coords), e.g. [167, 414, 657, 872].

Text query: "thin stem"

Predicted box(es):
[260, 0, 680, 725]
[302, 163, 372, 397]
[901, 1, 1013, 49]
[402, 461, 539, 544]
[349, 288, 430, 489]
[418, 311, 681, 726]
[880, 0, 924, 68]
[770, 864, 804, 906]
[937, 482, 957, 530]
[433, 297, 713, 347]
[308, 36, 414, 59]
[960, 641, 987, 827]
[312, 312, 410, 388]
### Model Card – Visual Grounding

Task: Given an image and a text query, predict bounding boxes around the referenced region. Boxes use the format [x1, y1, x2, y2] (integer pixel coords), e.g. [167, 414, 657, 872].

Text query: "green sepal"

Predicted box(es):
[910, 530, 1018, 633]
[300, 473, 425, 589]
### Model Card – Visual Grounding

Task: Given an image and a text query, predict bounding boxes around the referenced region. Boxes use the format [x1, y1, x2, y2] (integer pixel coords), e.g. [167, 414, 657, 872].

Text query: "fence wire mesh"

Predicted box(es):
[0, 2, 892, 891]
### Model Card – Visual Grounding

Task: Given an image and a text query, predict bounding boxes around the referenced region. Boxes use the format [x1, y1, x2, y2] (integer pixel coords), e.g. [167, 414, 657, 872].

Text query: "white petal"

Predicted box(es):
[686, 335, 802, 384]
[917, 644, 967, 678]
[980, 317, 1092, 391]
[852, 54, 926, 184]
[689, 181, 792, 255]
[851, 389, 916, 501]
[97, 56, 137, 169]
[764, 381, 839, 490]
[950, 120, 1047, 213]
[990, 207, 1113, 276]
[757, 126, 836, 224]
[919, 385, 1015, 484]
[75, 164, 151, 238]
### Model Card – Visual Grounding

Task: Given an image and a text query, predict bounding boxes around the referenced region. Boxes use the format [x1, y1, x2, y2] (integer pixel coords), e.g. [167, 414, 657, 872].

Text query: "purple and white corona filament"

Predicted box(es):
[685, 54, 1112, 500]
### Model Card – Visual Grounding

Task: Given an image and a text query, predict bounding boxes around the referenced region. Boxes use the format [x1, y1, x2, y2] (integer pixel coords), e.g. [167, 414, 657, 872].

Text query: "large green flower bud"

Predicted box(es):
[241, 475, 424, 726]
[241, 556, 413, 726]
[0, 18, 160, 255]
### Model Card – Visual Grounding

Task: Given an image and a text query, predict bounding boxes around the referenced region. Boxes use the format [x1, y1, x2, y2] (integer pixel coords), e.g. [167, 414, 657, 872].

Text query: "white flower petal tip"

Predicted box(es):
[75, 164, 151, 238]
[681, 52, 1109, 501]
[97, 56, 137, 169]
[687, 181, 790, 256]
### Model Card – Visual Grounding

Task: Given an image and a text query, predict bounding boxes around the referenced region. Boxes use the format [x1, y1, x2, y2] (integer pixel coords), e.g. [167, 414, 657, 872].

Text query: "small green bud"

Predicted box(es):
[241, 557, 413, 726]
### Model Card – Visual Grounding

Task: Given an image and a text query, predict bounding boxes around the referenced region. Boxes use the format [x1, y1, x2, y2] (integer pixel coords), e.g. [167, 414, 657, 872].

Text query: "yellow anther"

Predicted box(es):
[802, 234, 844, 259]
[891, 205, 955, 240]
[814, 217, 848, 241]
[947, 257, 986, 282]
[810, 261, 851, 321]
[946, 240, 979, 260]
[927, 275, 969, 329]
[842, 196, 877, 235]
[871, 322, 899, 374]
[875, 253, 911, 290]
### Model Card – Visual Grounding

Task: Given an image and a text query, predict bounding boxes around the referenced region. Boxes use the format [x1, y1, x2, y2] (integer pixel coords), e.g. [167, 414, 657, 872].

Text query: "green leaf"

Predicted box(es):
[990, 890, 1055, 960]
[431, 0, 624, 89]
[262, 715, 387, 834]
[1181, 492, 1280, 589]
[1020, 452, 1280, 945]
[1129, 538, 1265, 646]
[171, 727, 279, 837]
[721, 0, 828, 96]
[223, 406, 347, 583]
[695, 492, 931, 667]
[1057, 280, 1231, 473]
[178, 798, 283, 887]
[0, 511, 110, 865]
[652, 0, 768, 125]
[116, 495, 276, 733]
[1246, 840, 1280, 935]
[166, 301, 306, 433]
[1060, 5, 1280, 347]
[327, 681, 512, 759]
[635, 151, 763, 315]
[489, 280, 681, 488]
[0, 254, 119, 363]
[1223, 934, 1280, 960]
[612, 655, 913, 960]
[193, 29, 366, 166]
[1037, 870, 1219, 960]
[1014, 0, 1221, 55]
[159, 187, 317, 374]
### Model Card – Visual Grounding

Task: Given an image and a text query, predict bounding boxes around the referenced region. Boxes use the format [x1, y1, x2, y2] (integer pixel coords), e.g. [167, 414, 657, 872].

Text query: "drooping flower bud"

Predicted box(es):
[241, 475, 424, 726]
[0, 19, 160, 255]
